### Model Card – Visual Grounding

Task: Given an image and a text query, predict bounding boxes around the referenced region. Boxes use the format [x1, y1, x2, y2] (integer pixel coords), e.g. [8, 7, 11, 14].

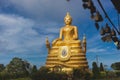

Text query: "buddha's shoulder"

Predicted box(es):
[71, 25, 77, 29]
[61, 25, 77, 30]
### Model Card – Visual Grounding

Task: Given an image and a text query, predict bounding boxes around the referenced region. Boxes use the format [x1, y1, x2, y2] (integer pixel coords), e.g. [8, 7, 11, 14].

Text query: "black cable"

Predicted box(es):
[118, 13, 120, 31]
[97, 0, 120, 35]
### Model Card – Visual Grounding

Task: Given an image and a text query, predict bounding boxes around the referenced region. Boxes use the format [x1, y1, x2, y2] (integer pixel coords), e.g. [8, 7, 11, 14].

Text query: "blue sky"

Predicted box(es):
[0, 0, 119, 69]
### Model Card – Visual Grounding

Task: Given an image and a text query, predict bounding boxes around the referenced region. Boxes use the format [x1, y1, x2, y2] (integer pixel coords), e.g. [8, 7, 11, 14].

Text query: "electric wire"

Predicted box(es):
[118, 13, 120, 31]
[97, 0, 120, 35]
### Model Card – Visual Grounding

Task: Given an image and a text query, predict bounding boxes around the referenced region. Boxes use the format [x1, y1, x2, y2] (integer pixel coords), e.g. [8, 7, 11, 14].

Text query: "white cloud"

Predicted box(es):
[87, 48, 106, 53]
[0, 14, 45, 53]
[7, 0, 89, 23]
[0, 13, 57, 54]
[0, 14, 34, 52]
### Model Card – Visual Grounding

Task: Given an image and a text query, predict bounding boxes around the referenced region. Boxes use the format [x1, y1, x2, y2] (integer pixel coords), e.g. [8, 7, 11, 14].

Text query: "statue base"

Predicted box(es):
[45, 40, 88, 72]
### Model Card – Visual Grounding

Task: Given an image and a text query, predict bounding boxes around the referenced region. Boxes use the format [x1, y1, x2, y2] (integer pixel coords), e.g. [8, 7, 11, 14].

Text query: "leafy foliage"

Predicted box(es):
[92, 62, 100, 79]
[73, 68, 92, 80]
[31, 66, 49, 80]
[31, 66, 68, 80]
[5, 57, 32, 78]
[0, 64, 5, 72]
[111, 62, 120, 70]
[100, 63, 104, 71]
[0, 71, 10, 80]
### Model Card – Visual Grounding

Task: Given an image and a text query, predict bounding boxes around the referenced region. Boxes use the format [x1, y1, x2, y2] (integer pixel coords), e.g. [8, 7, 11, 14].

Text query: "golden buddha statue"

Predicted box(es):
[45, 12, 88, 72]
[52, 12, 78, 45]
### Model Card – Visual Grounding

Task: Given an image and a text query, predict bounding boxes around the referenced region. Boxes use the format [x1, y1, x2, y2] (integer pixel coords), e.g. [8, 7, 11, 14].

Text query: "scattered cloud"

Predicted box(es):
[0, 13, 57, 54]
[5, 0, 89, 24]
[0, 0, 119, 68]
[87, 48, 106, 53]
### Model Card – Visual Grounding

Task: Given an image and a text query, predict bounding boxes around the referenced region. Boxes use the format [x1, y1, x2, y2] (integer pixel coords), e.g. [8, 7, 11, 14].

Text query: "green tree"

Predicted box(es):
[30, 65, 38, 80]
[100, 63, 104, 71]
[39, 66, 50, 73]
[47, 72, 67, 80]
[5, 57, 31, 79]
[31, 66, 50, 80]
[73, 68, 91, 80]
[39, 66, 50, 80]
[0, 71, 10, 80]
[32, 65, 37, 73]
[73, 68, 81, 79]
[0, 64, 5, 72]
[31, 66, 68, 80]
[111, 62, 120, 70]
[111, 62, 120, 77]
[92, 62, 100, 79]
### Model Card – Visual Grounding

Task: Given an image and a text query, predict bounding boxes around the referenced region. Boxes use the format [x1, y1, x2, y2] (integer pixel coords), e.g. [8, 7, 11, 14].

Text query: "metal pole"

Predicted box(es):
[96, 55, 99, 66]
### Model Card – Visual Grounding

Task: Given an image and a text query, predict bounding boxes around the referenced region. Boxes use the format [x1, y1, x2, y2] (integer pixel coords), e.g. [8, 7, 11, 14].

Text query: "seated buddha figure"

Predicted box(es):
[52, 12, 79, 45]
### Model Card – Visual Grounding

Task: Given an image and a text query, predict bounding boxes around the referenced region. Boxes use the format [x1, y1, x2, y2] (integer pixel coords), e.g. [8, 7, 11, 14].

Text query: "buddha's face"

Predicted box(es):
[64, 17, 72, 25]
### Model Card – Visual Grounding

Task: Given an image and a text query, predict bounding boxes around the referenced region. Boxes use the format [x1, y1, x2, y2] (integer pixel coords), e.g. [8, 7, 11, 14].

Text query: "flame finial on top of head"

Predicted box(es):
[64, 12, 72, 20]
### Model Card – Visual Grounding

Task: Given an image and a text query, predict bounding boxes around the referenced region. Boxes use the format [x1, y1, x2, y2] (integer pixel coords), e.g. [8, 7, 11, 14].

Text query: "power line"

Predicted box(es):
[118, 13, 120, 31]
[97, 0, 120, 35]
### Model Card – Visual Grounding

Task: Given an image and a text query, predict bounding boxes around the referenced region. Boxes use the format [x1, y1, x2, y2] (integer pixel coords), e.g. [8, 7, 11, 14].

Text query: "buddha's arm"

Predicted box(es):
[59, 28, 63, 40]
[52, 28, 62, 45]
[73, 27, 78, 40]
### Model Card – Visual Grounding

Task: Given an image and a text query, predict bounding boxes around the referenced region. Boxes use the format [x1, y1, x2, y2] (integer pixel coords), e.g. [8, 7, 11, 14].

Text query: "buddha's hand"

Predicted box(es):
[52, 38, 62, 45]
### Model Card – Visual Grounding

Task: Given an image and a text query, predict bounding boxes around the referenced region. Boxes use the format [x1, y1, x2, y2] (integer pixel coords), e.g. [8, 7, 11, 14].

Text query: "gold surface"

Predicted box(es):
[45, 12, 88, 72]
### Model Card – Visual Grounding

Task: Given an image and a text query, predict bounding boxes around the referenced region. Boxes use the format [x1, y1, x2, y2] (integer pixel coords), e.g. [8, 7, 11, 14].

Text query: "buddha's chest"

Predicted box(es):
[63, 27, 74, 34]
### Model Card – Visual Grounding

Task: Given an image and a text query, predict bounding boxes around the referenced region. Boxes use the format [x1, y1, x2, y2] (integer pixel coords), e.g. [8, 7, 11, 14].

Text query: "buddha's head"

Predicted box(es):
[64, 12, 72, 25]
